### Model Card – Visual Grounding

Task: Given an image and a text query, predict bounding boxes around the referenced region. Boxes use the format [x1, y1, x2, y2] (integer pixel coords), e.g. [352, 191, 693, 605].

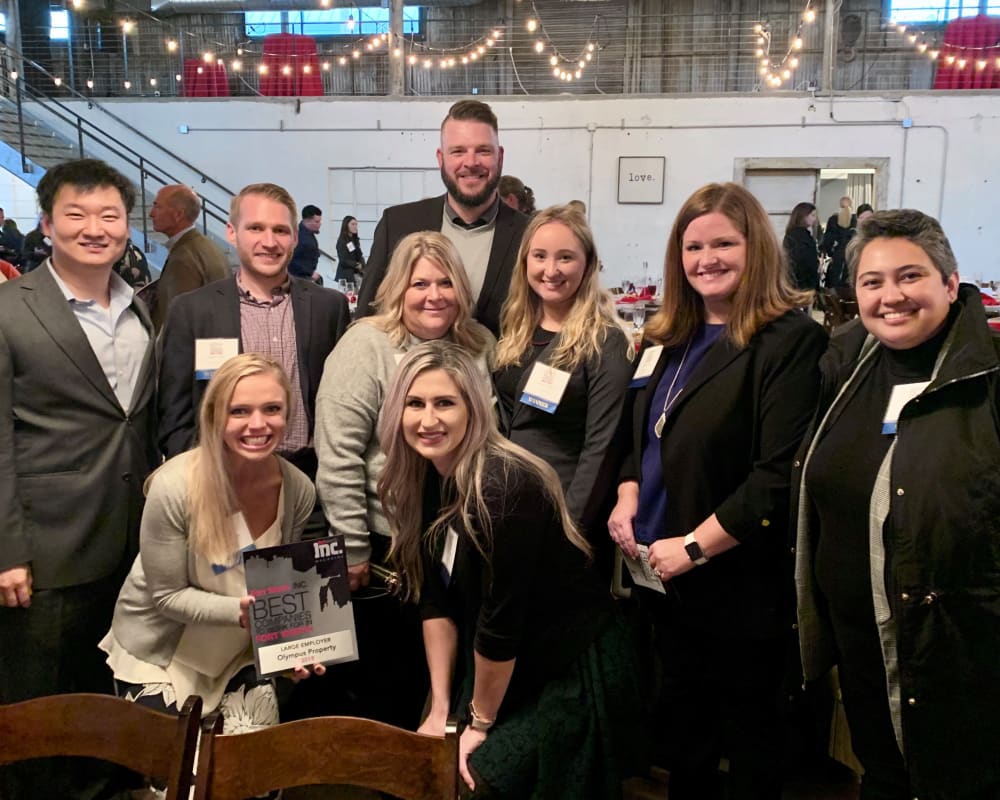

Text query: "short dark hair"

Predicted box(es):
[847, 209, 957, 284]
[442, 100, 498, 133]
[856, 203, 874, 216]
[301, 204, 322, 219]
[36, 158, 136, 218]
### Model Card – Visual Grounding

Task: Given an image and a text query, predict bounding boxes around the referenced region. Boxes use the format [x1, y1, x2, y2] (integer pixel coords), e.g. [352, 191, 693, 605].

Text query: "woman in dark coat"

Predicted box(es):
[794, 209, 1000, 800]
[783, 202, 820, 291]
[335, 215, 365, 283]
[821, 196, 857, 288]
[607, 183, 826, 800]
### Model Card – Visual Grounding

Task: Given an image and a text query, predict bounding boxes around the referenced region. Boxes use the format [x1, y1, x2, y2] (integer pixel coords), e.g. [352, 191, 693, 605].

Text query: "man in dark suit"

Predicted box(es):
[158, 183, 349, 502]
[289, 203, 322, 283]
[355, 99, 528, 337]
[149, 183, 230, 331]
[0, 158, 158, 798]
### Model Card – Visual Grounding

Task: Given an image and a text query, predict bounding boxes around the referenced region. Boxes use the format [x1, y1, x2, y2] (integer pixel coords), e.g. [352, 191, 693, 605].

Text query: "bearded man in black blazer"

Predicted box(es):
[355, 99, 528, 337]
[0, 159, 158, 799]
[158, 183, 349, 493]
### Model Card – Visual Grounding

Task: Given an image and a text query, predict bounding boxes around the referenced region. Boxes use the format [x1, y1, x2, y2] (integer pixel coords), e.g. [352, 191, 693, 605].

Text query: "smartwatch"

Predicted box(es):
[684, 533, 708, 566]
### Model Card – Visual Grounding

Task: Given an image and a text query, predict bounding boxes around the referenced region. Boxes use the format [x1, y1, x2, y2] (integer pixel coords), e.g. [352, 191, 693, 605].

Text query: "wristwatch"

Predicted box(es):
[467, 701, 495, 732]
[684, 533, 708, 566]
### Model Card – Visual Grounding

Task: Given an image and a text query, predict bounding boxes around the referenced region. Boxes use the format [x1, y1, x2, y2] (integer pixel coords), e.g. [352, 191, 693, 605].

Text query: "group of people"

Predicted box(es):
[784, 194, 875, 291]
[0, 96, 997, 800]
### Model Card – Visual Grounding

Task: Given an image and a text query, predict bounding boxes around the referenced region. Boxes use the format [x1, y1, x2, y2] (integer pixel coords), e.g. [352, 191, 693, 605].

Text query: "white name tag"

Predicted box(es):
[195, 338, 239, 380]
[441, 526, 459, 579]
[346, 242, 356, 253]
[621, 544, 666, 593]
[882, 381, 930, 434]
[630, 345, 664, 388]
[519, 362, 571, 414]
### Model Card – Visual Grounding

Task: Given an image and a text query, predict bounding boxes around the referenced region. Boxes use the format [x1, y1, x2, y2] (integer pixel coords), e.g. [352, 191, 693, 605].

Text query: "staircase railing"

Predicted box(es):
[0, 44, 337, 271]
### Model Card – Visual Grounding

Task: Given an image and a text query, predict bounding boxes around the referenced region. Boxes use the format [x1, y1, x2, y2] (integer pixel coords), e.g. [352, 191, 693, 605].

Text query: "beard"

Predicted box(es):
[440, 165, 501, 210]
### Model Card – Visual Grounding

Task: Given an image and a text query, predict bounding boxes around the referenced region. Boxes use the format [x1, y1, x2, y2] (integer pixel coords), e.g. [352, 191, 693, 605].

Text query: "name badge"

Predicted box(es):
[195, 338, 239, 380]
[441, 526, 459, 580]
[630, 345, 664, 388]
[520, 362, 571, 414]
[882, 381, 930, 434]
[346, 242, 356, 253]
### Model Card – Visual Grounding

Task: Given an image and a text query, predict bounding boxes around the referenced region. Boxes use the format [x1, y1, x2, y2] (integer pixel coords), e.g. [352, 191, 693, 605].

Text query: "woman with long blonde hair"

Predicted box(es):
[379, 341, 643, 799]
[101, 354, 317, 731]
[821, 195, 858, 288]
[494, 204, 633, 553]
[608, 182, 826, 800]
[314, 230, 494, 728]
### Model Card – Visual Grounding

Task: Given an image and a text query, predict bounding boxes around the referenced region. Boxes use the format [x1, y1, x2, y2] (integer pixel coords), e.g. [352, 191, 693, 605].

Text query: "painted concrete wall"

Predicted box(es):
[33, 92, 1000, 283]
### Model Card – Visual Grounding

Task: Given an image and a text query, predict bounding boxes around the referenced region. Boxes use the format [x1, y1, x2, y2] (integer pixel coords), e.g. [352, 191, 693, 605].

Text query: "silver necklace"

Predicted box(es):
[653, 338, 693, 439]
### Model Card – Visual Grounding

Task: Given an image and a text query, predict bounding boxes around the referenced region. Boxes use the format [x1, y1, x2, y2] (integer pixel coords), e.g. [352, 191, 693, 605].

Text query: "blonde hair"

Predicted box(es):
[365, 231, 490, 355]
[230, 183, 297, 228]
[179, 353, 291, 564]
[837, 196, 853, 229]
[377, 342, 589, 602]
[644, 182, 810, 349]
[495, 205, 631, 371]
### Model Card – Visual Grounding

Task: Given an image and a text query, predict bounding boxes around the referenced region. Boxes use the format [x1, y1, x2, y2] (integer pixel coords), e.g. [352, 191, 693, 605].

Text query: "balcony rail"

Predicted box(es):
[4, 7, 944, 99]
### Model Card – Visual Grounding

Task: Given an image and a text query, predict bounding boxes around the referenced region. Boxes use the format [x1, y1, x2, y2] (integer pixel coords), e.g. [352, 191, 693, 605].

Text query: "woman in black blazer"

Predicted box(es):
[783, 201, 820, 291]
[335, 215, 365, 283]
[607, 183, 827, 800]
[493, 204, 633, 551]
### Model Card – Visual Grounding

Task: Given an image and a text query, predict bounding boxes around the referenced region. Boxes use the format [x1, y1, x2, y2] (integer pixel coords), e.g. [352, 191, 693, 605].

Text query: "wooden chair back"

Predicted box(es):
[0, 693, 202, 799]
[194, 714, 459, 800]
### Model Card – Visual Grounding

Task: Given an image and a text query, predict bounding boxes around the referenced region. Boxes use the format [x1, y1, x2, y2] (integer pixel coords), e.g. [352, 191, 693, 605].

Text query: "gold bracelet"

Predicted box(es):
[467, 700, 495, 732]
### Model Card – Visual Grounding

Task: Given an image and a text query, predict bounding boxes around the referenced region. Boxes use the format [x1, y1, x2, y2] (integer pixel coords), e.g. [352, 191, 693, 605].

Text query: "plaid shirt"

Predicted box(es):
[237, 274, 309, 453]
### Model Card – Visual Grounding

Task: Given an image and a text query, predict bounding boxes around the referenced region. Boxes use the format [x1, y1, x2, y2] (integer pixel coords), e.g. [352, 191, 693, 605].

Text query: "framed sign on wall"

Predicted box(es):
[617, 156, 665, 204]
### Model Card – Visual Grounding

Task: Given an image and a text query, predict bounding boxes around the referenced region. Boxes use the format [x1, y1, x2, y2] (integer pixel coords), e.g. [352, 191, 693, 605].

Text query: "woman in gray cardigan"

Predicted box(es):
[100, 354, 315, 732]
[314, 230, 494, 728]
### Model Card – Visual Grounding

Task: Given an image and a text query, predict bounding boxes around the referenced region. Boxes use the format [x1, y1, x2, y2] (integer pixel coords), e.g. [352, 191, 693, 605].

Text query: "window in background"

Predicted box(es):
[245, 8, 421, 38]
[0, 11, 70, 39]
[888, 0, 983, 24]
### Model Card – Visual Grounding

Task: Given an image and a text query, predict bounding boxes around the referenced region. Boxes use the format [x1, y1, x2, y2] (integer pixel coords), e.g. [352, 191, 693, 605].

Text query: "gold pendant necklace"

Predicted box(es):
[654, 338, 693, 439]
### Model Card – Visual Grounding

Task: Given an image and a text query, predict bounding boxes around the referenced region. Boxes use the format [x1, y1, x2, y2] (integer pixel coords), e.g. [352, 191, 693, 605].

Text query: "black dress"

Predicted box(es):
[821, 214, 857, 288]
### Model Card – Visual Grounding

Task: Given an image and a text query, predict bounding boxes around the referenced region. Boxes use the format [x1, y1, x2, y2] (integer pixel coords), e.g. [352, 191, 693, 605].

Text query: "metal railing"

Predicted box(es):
[7, 6, 946, 98]
[0, 46, 338, 269]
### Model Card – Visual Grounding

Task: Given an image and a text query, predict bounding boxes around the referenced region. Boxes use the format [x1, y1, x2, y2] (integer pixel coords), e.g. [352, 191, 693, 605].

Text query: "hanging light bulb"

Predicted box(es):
[175, 74, 182, 82]
[232, 59, 242, 70]
[149, 77, 157, 86]
[552, 67, 561, 77]
[123, 80, 132, 89]
[908, 33, 918, 43]
[121, 20, 134, 33]
[928, 49, 939, 60]
[340, 56, 349, 65]
[462, 56, 469, 64]
[470, 51, 479, 61]
[86, 79, 94, 89]
[352, 49, 360, 59]
[393, 48, 401, 58]
[917, 42, 928, 52]
[534, 40, 545, 53]
[303, 64, 312, 74]
[477, 46, 485, 55]
[492, 29, 501, 39]
[759, 65, 768, 75]
[789, 57, 799, 68]
[526, 18, 537, 32]
[166, 39, 178, 52]
[587, 43, 595, 52]
[803, 8, 815, 22]
[323, 61, 331, 69]
[258, 64, 268, 74]
[237, 47, 244, 56]
[578, 59, 585, 69]
[945, 54, 956, 64]
[957, 57, 967, 68]
[550, 55, 558, 65]
[585, 53, 592, 61]
[423, 58, 432, 68]
[281, 64, 291, 75]
[782, 68, 791, 79]
[53, 76, 62, 86]
[755, 48, 764, 57]
[203, 52, 214, 63]
[753, 23, 763, 33]
[486, 38, 494, 47]
[976, 59, 987, 70]
[575, 69, 582, 78]
[793, 37, 803, 50]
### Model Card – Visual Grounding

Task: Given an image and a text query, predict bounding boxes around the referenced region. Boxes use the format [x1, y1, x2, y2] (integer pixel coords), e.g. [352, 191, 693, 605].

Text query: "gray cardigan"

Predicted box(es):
[109, 450, 315, 668]
[314, 319, 495, 565]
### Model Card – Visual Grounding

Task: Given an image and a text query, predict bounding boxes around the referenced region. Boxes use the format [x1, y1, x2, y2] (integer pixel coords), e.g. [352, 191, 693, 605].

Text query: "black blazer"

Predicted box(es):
[355, 194, 529, 338]
[157, 275, 350, 458]
[621, 311, 826, 638]
[0, 264, 158, 588]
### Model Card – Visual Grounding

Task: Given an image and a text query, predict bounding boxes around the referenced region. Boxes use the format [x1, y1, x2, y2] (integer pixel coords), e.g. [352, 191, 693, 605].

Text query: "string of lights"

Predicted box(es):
[524, 0, 602, 82]
[753, 1, 817, 89]
[887, 20, 1000, 72]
